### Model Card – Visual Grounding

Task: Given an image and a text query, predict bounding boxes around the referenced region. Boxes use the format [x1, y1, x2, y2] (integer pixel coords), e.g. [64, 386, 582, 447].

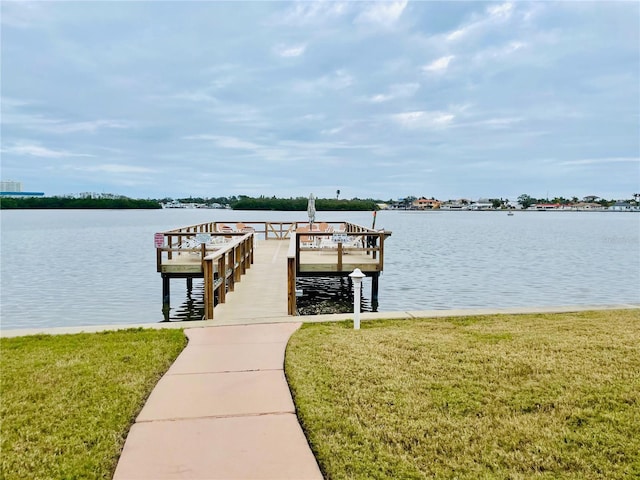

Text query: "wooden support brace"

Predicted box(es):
[287, 256, 296, 315]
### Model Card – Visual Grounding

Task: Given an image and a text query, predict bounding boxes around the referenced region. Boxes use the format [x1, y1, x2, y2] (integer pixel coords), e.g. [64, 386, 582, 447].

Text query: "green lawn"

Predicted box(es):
[285, 310, 640, 479]
[0, 329, 186, 480]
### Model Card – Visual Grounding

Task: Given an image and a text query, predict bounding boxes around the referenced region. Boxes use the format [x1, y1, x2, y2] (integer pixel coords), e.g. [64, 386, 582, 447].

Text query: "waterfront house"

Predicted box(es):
[573, 202, 604, 211]
[440, 200, 467, 210]
[389, 198, 412, 210]
[413, 197, 441, 210]
[609, 201, 634, 211]
[468, 199, 494, 210]
[533, 203, 561, 210]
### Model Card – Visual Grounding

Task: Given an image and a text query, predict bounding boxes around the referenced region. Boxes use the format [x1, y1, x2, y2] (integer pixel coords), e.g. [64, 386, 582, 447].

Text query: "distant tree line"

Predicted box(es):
[516, 194, 636, 209]
[0, 195, 161, 209]
[159, 196, 233, 206]
[230, 196, 378, 211]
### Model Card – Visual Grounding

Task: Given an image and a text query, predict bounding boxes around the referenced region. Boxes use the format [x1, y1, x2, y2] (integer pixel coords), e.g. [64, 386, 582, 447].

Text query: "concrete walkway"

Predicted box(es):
[112, 322, 322, 480]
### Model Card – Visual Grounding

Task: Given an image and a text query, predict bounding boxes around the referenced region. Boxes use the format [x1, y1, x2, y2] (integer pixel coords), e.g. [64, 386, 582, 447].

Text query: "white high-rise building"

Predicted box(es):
[1, 180, 23, 192]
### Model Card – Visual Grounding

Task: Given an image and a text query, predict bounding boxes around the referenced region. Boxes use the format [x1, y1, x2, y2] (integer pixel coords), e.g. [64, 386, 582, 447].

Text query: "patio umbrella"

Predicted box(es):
[307, 193, 316, 228]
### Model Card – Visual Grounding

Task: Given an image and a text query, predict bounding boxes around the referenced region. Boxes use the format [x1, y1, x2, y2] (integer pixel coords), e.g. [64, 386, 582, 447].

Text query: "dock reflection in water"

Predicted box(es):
[295, 276, 373, 316]
[162, 280, 205, 322]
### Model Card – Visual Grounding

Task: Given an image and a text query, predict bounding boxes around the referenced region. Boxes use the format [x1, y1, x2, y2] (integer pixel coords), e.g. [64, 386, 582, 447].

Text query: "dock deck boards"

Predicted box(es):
[211, 240, 290, 323]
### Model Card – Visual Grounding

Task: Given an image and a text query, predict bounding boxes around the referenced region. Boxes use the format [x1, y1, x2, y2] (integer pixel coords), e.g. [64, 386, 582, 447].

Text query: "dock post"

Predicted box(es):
[287, 256, 296, 315]
[162, 275, 170, 316]
[371, 273, 379, 312]
[203, 260, 214, 320]
[186, 277, 193, 291]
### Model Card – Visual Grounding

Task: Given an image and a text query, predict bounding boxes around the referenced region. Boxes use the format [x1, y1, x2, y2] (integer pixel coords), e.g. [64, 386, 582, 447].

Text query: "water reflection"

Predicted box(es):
[296, 277, 373, 315]
[162, 279, 205, 322]
[162, 276, 373, 319]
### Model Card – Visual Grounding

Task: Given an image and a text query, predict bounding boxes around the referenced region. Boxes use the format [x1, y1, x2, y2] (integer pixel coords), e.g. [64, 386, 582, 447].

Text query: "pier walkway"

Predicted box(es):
[211, 239, 290, 323]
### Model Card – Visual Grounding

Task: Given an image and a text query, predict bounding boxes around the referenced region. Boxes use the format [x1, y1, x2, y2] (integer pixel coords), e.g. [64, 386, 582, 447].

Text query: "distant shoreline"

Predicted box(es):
[0, 197, 161, 210]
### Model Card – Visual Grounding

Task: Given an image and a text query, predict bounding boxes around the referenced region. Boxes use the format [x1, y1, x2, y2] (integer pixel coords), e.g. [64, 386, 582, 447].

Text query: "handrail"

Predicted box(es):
[200, 233, 254, 320]
[158, 220, 383, 241]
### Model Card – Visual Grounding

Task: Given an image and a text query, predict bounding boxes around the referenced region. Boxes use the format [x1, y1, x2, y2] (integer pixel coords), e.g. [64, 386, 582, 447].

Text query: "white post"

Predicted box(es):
[349, 268, 366, 330]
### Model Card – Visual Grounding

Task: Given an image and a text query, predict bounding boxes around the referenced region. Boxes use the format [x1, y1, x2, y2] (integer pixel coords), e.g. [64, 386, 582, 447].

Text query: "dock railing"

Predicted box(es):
[156, 230, 253, 273]
[157, 220, 380, 242]
[287, 222, 389, 315]
[201, 234, 254, 320]
[155, 229, 254, 320]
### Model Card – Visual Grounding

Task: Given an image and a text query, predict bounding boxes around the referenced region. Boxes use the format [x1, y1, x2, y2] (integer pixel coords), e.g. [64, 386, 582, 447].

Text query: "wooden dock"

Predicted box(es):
[212, 239, 290, 322]
[155, 221, 391, 320]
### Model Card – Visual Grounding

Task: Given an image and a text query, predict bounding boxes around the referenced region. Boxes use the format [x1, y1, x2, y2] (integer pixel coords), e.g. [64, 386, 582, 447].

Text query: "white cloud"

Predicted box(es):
[559, 157, 640, 166]
[422, 56, 454, 74]
[446, 28, 466, 42]
[479, 117, 523, 127]
[445, 2, 515, 43]
[278, 1, 350, 25]
[355, 1, 407, 28]
[487, 2, 514, 20]
[182, 135, 261, 150]
[274, 43, 306, 58]
[44, 120, 130, 134]
[2, 142, 94, 158]
[1, 108, 132, 134]
[321, 126, 344, 135]
[474, 41, 526, 63]
[392, 111, 455, 129]
[296, 70, 354, 92]
[368, 83, 420, 103]
[76, 164, 153, 174]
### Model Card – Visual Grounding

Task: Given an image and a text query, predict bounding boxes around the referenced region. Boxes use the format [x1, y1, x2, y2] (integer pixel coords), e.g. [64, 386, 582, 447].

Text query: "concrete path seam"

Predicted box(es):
[135, 411, 298, 424]
[166, 368, 284, 376]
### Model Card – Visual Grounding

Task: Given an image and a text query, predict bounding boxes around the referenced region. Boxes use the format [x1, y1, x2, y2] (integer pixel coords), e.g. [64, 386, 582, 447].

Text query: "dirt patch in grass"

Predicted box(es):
[0, 328, 186, 480]
[286, 310, 640, 479]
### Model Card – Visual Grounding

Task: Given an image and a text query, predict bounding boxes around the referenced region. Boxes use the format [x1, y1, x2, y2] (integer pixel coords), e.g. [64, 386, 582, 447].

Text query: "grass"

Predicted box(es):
[0, 328, 186, 480]
[285, 310, 640, 479]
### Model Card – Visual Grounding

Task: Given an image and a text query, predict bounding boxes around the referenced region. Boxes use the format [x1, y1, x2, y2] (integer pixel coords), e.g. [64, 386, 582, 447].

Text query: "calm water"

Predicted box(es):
[1, 209, 638, 330]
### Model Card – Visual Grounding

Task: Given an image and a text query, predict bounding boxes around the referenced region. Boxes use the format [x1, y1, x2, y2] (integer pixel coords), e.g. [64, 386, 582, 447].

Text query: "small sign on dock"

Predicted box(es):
[154, 233, 164, 248]
[332, 233, 348, 243]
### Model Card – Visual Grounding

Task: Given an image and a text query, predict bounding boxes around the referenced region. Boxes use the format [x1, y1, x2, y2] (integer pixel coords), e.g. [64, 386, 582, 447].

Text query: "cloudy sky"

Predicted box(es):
[1, 1, 638, 201]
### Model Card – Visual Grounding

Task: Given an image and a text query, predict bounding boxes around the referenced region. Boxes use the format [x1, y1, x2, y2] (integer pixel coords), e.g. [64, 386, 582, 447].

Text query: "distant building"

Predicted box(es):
[412, 197, 441, 210]
[533, 203, 561, 210]
[572, 202, 604, 211]
[1, 180, 22, 192]
[440, 200, 466, 210]
[609, 201, 634, 212]
[468, 199, 494, 210]
[0, 180, 44, 197]
[389, 198, 412, 209]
